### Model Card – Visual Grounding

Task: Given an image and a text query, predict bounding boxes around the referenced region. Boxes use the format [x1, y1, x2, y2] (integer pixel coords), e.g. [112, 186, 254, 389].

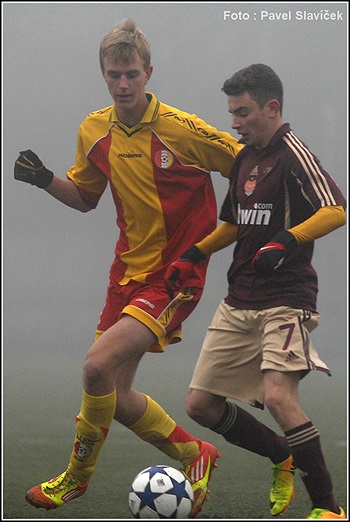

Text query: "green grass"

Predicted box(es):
[2, 351, 347, 520]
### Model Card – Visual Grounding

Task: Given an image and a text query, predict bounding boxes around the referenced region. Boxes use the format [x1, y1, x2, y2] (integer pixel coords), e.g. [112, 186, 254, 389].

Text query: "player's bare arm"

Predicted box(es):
[45, 177, 93, 213]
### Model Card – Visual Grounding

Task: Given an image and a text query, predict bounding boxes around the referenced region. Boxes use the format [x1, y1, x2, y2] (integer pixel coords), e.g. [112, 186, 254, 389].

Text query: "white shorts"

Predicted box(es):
[189, 300, 331, 408]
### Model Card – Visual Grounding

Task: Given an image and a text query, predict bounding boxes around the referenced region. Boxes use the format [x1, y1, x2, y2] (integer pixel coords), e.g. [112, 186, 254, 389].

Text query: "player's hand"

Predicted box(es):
[252, 230, 297, 277]
[165, 245, 206, 297]
[14, 150, 54, 188]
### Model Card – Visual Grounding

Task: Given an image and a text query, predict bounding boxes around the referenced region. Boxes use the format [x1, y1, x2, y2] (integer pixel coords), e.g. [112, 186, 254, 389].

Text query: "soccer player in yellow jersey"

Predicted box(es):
[14, 19, 243, 517]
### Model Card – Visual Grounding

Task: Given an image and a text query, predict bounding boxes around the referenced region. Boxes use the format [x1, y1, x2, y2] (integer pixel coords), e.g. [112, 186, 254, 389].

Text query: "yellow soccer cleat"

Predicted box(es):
[25, 471, 88, 510]
[307, 507, 346, 519]
[181, 441, 221, 518]
[270, 455, 296, 516]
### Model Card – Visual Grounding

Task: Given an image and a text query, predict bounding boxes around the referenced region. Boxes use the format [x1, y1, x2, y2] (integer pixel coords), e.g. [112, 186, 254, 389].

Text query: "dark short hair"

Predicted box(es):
[222, 64, 283, 112]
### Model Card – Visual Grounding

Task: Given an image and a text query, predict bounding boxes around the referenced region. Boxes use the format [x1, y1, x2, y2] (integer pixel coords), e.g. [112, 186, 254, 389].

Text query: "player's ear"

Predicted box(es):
[266, 99, 280, 116]
[144, 65, 153, 85]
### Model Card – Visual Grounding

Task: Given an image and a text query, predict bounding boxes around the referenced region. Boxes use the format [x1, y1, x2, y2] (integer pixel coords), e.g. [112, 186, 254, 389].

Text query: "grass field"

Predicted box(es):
[2, 345, 347, 520]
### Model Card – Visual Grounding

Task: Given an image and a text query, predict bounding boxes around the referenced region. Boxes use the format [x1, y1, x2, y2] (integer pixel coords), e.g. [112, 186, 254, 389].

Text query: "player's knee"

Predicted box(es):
[83, 349, 112, 388]
[185, 390, 206, 423]
[185, 389, 218, 427]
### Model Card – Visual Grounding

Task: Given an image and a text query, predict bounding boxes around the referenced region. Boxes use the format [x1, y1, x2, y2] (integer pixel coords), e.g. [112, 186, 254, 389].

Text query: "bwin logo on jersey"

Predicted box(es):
[237, 203, 272, 225]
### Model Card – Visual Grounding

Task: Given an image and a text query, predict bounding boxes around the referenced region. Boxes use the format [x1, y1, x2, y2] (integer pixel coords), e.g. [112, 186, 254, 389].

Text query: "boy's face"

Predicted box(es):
[228, 92, 279, 149]
[102, 54, 152, 114]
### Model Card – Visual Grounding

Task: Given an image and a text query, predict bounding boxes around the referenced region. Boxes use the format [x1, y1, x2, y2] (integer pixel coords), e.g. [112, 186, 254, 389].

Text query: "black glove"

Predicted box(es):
[14, 150, 54, 188]
[252, 230, 297, 277]
[165, 245, 206, 297]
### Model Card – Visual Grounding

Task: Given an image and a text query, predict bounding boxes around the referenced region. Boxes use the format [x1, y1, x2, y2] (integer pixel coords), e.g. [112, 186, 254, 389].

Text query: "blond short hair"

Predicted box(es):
[99, 18, 151, 72]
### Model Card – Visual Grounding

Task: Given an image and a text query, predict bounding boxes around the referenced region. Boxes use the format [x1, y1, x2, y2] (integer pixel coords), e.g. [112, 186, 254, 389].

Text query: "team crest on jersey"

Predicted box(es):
[244, 165, 258, 195]
[155, 149, 174, 169]
[244, 179, 257, 196]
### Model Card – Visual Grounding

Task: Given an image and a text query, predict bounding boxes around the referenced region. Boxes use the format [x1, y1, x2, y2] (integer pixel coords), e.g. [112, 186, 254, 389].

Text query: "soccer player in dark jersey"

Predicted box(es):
[14, 19, 243, 516]
[165, 63, 346, 519]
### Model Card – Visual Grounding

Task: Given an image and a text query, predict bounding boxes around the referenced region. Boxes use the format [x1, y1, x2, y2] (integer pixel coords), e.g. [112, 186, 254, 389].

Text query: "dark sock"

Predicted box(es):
[211, 401, 291, 464]
[285, 421, 339, 513]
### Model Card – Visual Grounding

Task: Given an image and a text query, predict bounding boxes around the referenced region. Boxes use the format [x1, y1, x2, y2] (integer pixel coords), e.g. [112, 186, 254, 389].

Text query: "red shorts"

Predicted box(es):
[96, 280, 203, 352]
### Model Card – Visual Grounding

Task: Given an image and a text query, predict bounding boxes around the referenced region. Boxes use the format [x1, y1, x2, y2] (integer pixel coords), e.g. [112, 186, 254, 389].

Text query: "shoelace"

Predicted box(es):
[44, 475, 77, 495]
[271, 467, 295, 489]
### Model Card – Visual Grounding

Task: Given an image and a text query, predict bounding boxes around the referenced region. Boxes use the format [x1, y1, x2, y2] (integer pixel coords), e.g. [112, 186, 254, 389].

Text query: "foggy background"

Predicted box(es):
[2, 2, 348, 519]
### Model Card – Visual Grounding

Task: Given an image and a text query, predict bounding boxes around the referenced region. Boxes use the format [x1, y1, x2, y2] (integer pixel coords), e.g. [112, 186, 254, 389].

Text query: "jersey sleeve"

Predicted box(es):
[196, 221, 238, 255]
[184, 115, 244, 178]
[66, 124, 108, 208]
[289, 205, 346, 243]
[155, 105, 244, 178]
[283, 132, 347, 210]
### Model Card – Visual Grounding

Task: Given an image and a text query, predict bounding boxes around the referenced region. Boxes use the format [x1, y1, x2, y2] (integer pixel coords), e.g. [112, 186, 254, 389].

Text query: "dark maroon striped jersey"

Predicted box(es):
[219, 123, 346, 311]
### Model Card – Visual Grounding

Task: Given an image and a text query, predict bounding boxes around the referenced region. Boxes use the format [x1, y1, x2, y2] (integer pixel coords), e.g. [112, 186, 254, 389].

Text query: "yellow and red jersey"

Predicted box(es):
[67, 93, 242, 286]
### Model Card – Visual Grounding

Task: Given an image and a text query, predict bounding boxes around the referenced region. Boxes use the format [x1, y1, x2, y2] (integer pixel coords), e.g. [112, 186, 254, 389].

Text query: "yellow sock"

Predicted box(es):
[67, 389, 117, 484]
[128, 394, 199, 466]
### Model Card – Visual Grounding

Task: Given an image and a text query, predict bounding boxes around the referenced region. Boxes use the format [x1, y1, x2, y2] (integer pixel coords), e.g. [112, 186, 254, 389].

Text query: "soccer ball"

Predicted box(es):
[128, 464, 194, 519]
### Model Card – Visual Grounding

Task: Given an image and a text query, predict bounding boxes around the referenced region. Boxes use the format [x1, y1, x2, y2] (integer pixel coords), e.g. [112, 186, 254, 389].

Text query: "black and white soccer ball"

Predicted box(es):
[128, 464, 194, 519]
